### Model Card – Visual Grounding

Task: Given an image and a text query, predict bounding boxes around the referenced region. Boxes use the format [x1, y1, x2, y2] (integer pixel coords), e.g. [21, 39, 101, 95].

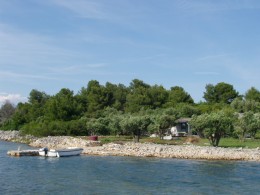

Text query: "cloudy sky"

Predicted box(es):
[1, 0, 260, 105]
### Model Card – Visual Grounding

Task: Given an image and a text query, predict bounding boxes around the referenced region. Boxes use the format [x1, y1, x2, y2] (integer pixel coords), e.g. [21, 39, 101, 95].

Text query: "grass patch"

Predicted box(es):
[89, 135, 260, 148]
[191, 138, 260, 148]
[218, 138, 260, 148]
[99, 136, 132, 144]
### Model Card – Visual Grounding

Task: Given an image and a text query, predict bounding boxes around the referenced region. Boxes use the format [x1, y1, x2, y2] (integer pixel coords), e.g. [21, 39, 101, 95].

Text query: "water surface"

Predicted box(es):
[0, 141, 259, 194]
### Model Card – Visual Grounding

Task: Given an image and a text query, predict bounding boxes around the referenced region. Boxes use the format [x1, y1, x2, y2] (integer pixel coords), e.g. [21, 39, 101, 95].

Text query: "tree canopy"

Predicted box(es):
[0, 101, 16, 125]
[191, 111, 234, 146]
[245, 87, 260, 102]
[203, 82, 239, 104]
[1, 79, 259, 143]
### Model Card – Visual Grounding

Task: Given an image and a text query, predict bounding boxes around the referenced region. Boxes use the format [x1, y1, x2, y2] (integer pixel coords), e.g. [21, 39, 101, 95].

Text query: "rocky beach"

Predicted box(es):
[1, 130, 260, 161]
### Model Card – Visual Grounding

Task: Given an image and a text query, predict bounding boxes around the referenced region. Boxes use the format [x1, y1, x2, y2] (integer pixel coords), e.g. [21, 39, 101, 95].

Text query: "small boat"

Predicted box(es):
[39, 147, 48, 156]
[39, 147, 83, 157]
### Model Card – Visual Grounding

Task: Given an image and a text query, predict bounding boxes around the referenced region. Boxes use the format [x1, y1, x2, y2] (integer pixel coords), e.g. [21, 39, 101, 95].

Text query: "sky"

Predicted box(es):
[1, 0, 260, 105]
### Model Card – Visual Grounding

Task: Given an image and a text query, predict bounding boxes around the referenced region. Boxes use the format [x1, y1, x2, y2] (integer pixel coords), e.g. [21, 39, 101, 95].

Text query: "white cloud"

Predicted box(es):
[0, 93, 27, 106]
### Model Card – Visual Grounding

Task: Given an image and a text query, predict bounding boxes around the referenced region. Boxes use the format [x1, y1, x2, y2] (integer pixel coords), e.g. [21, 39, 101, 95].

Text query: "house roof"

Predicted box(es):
[175, 118, 191, 123]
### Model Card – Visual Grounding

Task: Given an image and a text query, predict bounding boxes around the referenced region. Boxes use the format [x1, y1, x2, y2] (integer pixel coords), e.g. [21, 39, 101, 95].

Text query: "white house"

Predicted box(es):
[170, 118, 191, 136]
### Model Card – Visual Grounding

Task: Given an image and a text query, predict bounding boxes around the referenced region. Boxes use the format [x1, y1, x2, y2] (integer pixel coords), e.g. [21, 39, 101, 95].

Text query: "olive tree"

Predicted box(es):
[149, 114, 176, 139]
[191, 111, 234, 146]
[107, 116, 122, 136]
[190, 114, 208, 138]
[86, 117, 110, 136]
[235, 112, 260, 140]
[231, 98, 260, 113]
[120, 115, 151, 142]
[205, 111, 234, 146]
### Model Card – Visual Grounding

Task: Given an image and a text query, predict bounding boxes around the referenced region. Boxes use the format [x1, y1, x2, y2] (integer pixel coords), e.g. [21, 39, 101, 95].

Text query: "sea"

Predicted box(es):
[0, 141, 259, 195]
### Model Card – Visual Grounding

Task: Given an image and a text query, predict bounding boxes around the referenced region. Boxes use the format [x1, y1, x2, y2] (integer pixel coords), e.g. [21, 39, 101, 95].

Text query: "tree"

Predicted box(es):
[125, 79, 151, 112]
[120, 115, 151, 142]
[244, 100, 260, 113]
[235, 112, 260, 140]
[204, 111, 234, 146]
[28, 89, 49, 105]
[28, 89, 50, 121]
[104, 82, 117, 108]
[45, 88, 80, 121]
[245, 87, 260, 102]
[231, 98, 260, 113]
[166, 86, 194, 107]
[105, 82, 128, 111]
[107, 115, 124, 136]
[174, 103, 200, 118]
[203, 84, 215, 103]
[0, 101, 16, 129]
[86, 117, 110, 136]
[190, 114, 208, 138]
[0, 101, 16, 124]
[101, 107, 124, 136]
[75, 87, 89, 114]
[85, 80, 108, 115]
[191, 111, 234, 146]
[12, 102, 32, 129]
[253, 113, 260, 138]
[203, 82, 239, 104]
[230, 98, 244, 113]
[147, 85, 168, 109]
[149, 114, 176, 139]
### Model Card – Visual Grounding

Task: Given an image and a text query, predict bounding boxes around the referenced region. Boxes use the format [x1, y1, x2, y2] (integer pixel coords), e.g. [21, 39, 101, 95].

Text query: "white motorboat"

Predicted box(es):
[39, 147, 48, 156]
[39, 147, 83, 157]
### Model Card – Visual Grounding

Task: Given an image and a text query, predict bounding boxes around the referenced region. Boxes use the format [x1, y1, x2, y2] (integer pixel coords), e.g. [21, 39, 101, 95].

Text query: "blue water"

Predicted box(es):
[0, 141, 259, 195]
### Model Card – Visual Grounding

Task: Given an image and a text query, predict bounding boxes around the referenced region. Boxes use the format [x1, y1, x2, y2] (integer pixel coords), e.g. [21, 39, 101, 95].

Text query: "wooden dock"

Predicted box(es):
[7, 150, 39, 157]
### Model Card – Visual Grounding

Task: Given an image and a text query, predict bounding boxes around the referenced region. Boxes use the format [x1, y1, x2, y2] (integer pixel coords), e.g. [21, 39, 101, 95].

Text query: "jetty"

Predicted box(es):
[7, 150, 39, 157]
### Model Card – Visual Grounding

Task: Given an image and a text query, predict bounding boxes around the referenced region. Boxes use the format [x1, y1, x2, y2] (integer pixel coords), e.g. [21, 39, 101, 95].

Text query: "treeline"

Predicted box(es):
[0, 79, 260, 146]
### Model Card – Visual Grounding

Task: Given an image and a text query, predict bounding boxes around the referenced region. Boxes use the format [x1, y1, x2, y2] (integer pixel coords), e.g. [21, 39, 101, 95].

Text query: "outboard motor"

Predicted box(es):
[39, 147, 49, 156]
[42, 147, 48, 156]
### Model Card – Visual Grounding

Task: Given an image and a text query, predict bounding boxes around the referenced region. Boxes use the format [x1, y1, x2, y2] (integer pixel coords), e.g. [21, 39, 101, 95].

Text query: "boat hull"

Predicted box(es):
[48, 147, 83, 157]
[39, 147, 48, 156]
[39, 151, 46, 156]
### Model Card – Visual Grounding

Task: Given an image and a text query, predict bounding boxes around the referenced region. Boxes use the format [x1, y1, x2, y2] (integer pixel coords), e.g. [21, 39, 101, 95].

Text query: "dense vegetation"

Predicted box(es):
[1, 79, 260, 146]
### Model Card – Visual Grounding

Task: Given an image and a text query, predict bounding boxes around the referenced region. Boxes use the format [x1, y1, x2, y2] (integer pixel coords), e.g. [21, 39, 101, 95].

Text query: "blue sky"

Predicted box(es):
[1, 0, 260, 105]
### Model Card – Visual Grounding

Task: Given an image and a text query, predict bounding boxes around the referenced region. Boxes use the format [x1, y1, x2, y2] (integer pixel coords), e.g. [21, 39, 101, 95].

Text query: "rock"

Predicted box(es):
[155, 147, 162, 153]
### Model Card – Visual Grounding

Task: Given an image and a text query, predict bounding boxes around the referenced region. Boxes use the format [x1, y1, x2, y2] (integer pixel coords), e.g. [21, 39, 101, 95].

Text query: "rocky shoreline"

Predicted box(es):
[1, 130, 260, 161]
